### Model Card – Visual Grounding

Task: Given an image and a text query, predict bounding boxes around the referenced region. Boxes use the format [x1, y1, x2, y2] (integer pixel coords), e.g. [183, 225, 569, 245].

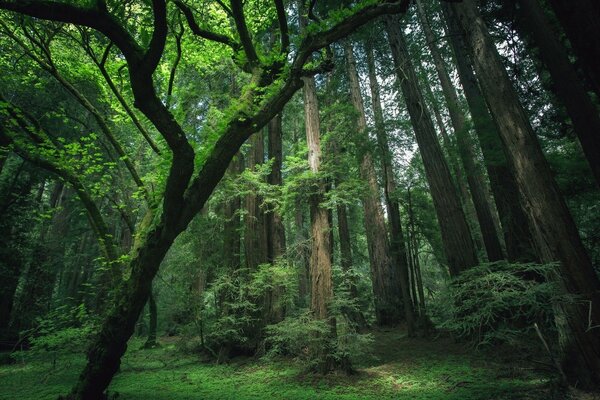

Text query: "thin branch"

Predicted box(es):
[273, 0, 289, 54]
[173, 0, 239, 50]
[230, 0, 259, 66]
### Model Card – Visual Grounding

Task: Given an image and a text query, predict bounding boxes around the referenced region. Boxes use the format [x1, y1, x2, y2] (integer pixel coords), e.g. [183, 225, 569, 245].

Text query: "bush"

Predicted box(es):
[14, 303, 97, 364]
[431, 261, 566, 347]
[264, 306, 373, 373]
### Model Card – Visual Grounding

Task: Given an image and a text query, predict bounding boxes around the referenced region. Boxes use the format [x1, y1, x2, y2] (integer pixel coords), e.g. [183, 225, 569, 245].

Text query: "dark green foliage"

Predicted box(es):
[432, 261, 564, 346]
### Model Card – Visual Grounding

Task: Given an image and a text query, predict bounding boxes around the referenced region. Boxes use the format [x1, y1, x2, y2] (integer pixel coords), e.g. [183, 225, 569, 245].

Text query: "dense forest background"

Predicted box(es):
[0, 0, 599, 399]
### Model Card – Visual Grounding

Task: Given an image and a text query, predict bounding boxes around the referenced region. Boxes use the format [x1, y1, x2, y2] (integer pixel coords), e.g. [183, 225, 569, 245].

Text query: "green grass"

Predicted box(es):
[0, 330, 557, 400]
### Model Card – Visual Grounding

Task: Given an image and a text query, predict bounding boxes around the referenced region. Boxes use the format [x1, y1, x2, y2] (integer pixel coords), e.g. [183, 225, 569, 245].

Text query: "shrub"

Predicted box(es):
[431, 261, 566, 347]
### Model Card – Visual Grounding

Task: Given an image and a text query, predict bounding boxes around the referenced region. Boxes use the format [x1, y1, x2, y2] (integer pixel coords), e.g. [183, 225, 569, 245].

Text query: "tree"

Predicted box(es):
[415, 0, 504, 262]
[384, 15, 478, 277]
[515, 0, 600, 187]
[344, 39, 406, 327]
[447, 0, 600, 388]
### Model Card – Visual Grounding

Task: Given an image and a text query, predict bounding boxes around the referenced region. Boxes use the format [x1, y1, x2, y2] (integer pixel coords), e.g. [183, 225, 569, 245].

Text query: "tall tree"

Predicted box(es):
[545, 0, 600, 99]
[515, 0, 600, 187]
[384, 16, 478, 277]
[441, 4, 536, 262]
[344, 40, 405, 326]
[415, 0, 504, 262]
[447, 0, 600, 388]
[363, 40, 415, 333]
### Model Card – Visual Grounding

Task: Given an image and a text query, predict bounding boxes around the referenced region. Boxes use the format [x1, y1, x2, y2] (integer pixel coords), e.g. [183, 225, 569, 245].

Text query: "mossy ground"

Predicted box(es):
[0, 329, 565, 400]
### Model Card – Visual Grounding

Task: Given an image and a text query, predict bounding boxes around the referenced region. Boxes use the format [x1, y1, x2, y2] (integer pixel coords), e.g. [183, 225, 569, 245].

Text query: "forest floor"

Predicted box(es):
[0, 328, 592, 400]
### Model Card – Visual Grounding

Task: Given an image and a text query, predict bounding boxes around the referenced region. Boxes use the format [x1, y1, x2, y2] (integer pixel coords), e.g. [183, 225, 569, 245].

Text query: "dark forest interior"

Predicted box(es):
[0, 0, 599, 399]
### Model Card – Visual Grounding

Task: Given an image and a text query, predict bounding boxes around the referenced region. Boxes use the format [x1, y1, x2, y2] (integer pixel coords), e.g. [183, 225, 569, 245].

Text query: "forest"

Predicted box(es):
[0, 0, 599, 399]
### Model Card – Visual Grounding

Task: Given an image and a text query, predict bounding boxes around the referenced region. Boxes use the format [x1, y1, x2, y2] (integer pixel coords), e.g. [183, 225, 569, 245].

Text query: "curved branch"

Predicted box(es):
[173, 0, 239, 50]
[0, 0, 144, 65]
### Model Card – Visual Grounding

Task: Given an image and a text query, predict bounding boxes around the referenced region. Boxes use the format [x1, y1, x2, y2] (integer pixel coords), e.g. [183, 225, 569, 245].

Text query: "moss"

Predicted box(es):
[0, 332, 557, 400]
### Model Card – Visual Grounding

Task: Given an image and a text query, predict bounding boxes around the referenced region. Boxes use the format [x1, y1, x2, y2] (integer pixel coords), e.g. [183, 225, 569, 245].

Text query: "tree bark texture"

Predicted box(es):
[385, 16, 478, 277]
[416, 0, 504, 262]
[364, 40, 414, 333]
[303, 76, 333, 322]
[344, 40, 404, 326]
[441, 4, 536, 262]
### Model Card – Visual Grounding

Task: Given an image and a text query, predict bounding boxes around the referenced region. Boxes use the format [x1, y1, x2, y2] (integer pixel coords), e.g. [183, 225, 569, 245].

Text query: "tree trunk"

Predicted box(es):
[416, 0, 504, 262]
[267, 114, 287, 261]
[385, 16, 478, 277]
[143, 289, 158, 348]
[266, 114, 287, 324]
[546, 0, 600, 99]
[302, 76, 333, 322]
[449, 0, 600, 388]
[363, 41, 415, 333]
[517, 0, 600, 187]
[223, 154, 243, 272]
[344, 40, 404, 326]
[441, 4, 536, 262]
[244, 131, 268, 271]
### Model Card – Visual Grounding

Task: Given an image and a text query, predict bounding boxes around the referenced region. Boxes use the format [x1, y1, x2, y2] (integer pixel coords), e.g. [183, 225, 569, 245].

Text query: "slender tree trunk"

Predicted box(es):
[223, 154, 242, 272]
[143, 289, 158, 348]
[244, 131, 268, 271]
[416, 0, 504, 261]
[266, 114, 287, 324]
[516, 0, 600, 187]
[441, 5, 536, 262]
[449, 0, 600, 388]
[545, 0, 600, 99]
[267, 114, 287, 261]
[363, 41, 414, 333]
[344, 40, 404, 326]
[385, 16, 478, 277]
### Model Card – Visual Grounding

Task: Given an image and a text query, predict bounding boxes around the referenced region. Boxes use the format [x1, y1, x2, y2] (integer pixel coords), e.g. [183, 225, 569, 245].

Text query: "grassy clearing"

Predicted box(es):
[0, 330, 559, 400]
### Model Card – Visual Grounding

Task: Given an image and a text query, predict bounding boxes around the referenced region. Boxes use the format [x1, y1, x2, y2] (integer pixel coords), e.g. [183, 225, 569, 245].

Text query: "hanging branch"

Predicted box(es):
[273, 0, 289, 54]
[229, 0, 260, 67]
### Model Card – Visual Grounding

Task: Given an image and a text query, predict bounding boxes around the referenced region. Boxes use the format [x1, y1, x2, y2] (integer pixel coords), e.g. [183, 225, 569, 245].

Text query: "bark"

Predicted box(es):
[143, 289, 158, 348]
[416, 0, 504, 262]
[303, 76, 333, 322]
[244, 131, 268, 271]
[344, 40, 404, 326]
[516, 0, 600, 187]
[363, 41, 414, 333]
[266, 114, 286, 324]
[449, 0, 600, 388]
[385, 16, 478, 276]
[546, 0, 600, 99]
[441, 4, 536, 262]
[223, 154, 242, 272]
[295, 201, 310, 306]
[267, 114, 287, 261]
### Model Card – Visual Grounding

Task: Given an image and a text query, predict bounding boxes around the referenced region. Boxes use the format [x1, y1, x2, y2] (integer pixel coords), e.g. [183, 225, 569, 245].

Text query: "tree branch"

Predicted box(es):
[273, 0, 289, 54]
[230, 0, 259, 67]
[173, 0, 239, 50]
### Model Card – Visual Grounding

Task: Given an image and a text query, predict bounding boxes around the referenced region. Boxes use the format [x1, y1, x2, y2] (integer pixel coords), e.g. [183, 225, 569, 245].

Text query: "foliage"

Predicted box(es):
[14, 303, 97, 364]
[431, 261, 565, 347]
[264, 306, 374, 372]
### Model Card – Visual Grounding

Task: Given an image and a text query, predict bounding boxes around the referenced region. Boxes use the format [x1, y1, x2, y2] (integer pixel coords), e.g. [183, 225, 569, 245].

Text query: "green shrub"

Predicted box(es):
[431, 261, 566, 347]
[15, 303, 97, 364]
